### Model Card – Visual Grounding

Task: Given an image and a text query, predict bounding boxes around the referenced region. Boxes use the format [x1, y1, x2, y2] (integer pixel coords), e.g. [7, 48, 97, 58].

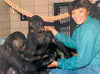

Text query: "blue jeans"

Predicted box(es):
[49, 64, 100, 74]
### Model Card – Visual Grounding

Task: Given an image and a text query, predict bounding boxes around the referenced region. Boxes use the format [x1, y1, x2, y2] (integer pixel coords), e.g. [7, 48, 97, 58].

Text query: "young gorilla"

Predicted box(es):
[0, 31, 26, 74]
[23, 15, 73, 74]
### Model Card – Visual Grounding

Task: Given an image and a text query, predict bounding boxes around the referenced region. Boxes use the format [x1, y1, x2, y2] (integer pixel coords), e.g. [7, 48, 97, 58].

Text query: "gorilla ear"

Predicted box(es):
[27, 17, 32, 22]
[29, 22, 32, 26]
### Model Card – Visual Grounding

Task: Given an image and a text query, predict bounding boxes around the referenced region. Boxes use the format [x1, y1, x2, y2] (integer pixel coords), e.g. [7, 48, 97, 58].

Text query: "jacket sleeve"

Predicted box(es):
[55, 28, 97, 69]
[55, 32, 76, 49]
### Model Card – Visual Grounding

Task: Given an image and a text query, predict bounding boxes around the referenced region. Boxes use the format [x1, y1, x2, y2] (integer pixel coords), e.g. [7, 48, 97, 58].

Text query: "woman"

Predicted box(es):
[44, 0, 100, 74]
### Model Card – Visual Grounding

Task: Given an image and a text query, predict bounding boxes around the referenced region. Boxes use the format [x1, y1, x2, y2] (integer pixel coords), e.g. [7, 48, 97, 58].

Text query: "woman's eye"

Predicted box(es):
[79, 10, 83, 13]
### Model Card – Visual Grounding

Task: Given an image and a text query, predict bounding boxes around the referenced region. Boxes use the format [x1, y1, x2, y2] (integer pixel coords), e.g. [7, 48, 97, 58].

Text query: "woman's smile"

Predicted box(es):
[72, 7, 89, 25]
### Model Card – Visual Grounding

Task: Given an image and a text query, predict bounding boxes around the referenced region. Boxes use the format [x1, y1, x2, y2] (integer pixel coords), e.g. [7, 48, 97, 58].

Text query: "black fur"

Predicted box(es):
[0, 31, 26, 74]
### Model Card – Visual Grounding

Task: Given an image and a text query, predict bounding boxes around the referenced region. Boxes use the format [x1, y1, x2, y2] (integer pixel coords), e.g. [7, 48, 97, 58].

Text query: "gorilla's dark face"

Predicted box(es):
[28, 15, 44, 33]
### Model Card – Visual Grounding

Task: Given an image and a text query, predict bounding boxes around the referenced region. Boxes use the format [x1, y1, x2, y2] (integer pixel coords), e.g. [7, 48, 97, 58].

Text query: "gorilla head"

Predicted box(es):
[28, 15, 44, 33]
[4, 31, 26, 52]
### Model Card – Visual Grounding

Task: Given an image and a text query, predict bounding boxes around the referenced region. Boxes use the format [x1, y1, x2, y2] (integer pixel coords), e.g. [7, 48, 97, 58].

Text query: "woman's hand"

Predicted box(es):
[47, 61, 58, 68]
[44, 26, 58, 36]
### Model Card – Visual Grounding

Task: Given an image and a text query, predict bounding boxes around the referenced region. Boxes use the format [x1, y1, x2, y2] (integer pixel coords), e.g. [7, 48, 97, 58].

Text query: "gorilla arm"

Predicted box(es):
[0, 46, 26, 74]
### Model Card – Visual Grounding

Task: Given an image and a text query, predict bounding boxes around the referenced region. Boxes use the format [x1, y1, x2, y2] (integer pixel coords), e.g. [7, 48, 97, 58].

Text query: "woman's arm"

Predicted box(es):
[47, 61, 58, 68]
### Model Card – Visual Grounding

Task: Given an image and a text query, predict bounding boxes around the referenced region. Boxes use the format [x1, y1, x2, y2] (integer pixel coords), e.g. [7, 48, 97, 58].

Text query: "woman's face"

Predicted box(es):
[72, 7, 89, 25]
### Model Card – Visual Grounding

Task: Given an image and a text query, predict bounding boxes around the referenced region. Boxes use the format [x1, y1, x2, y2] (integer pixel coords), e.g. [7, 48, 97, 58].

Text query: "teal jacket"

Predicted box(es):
[55, 16, 100, 70]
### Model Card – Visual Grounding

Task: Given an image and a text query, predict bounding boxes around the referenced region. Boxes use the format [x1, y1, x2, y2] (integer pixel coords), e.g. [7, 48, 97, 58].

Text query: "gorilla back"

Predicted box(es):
[0, 31, 27, 74]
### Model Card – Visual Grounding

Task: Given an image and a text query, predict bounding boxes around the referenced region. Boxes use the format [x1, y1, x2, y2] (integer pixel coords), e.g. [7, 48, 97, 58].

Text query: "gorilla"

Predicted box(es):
[0, 31, 43, 74]
[0, 31, 27, 74]
[23, 15, 73, 74]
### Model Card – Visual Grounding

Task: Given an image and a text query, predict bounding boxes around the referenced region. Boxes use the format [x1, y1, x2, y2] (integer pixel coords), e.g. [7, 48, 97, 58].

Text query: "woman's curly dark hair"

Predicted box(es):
[68, 0, 93, 14]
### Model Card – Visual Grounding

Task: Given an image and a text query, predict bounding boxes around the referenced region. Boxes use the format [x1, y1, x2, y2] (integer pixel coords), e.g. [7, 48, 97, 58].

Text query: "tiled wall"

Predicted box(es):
[0, 0, 10, 37]
[0, 0, 74, 37]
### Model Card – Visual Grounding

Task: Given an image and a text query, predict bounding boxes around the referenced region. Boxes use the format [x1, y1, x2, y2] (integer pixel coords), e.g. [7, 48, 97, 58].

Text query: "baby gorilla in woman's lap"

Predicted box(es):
[23, 15, 72, 74]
